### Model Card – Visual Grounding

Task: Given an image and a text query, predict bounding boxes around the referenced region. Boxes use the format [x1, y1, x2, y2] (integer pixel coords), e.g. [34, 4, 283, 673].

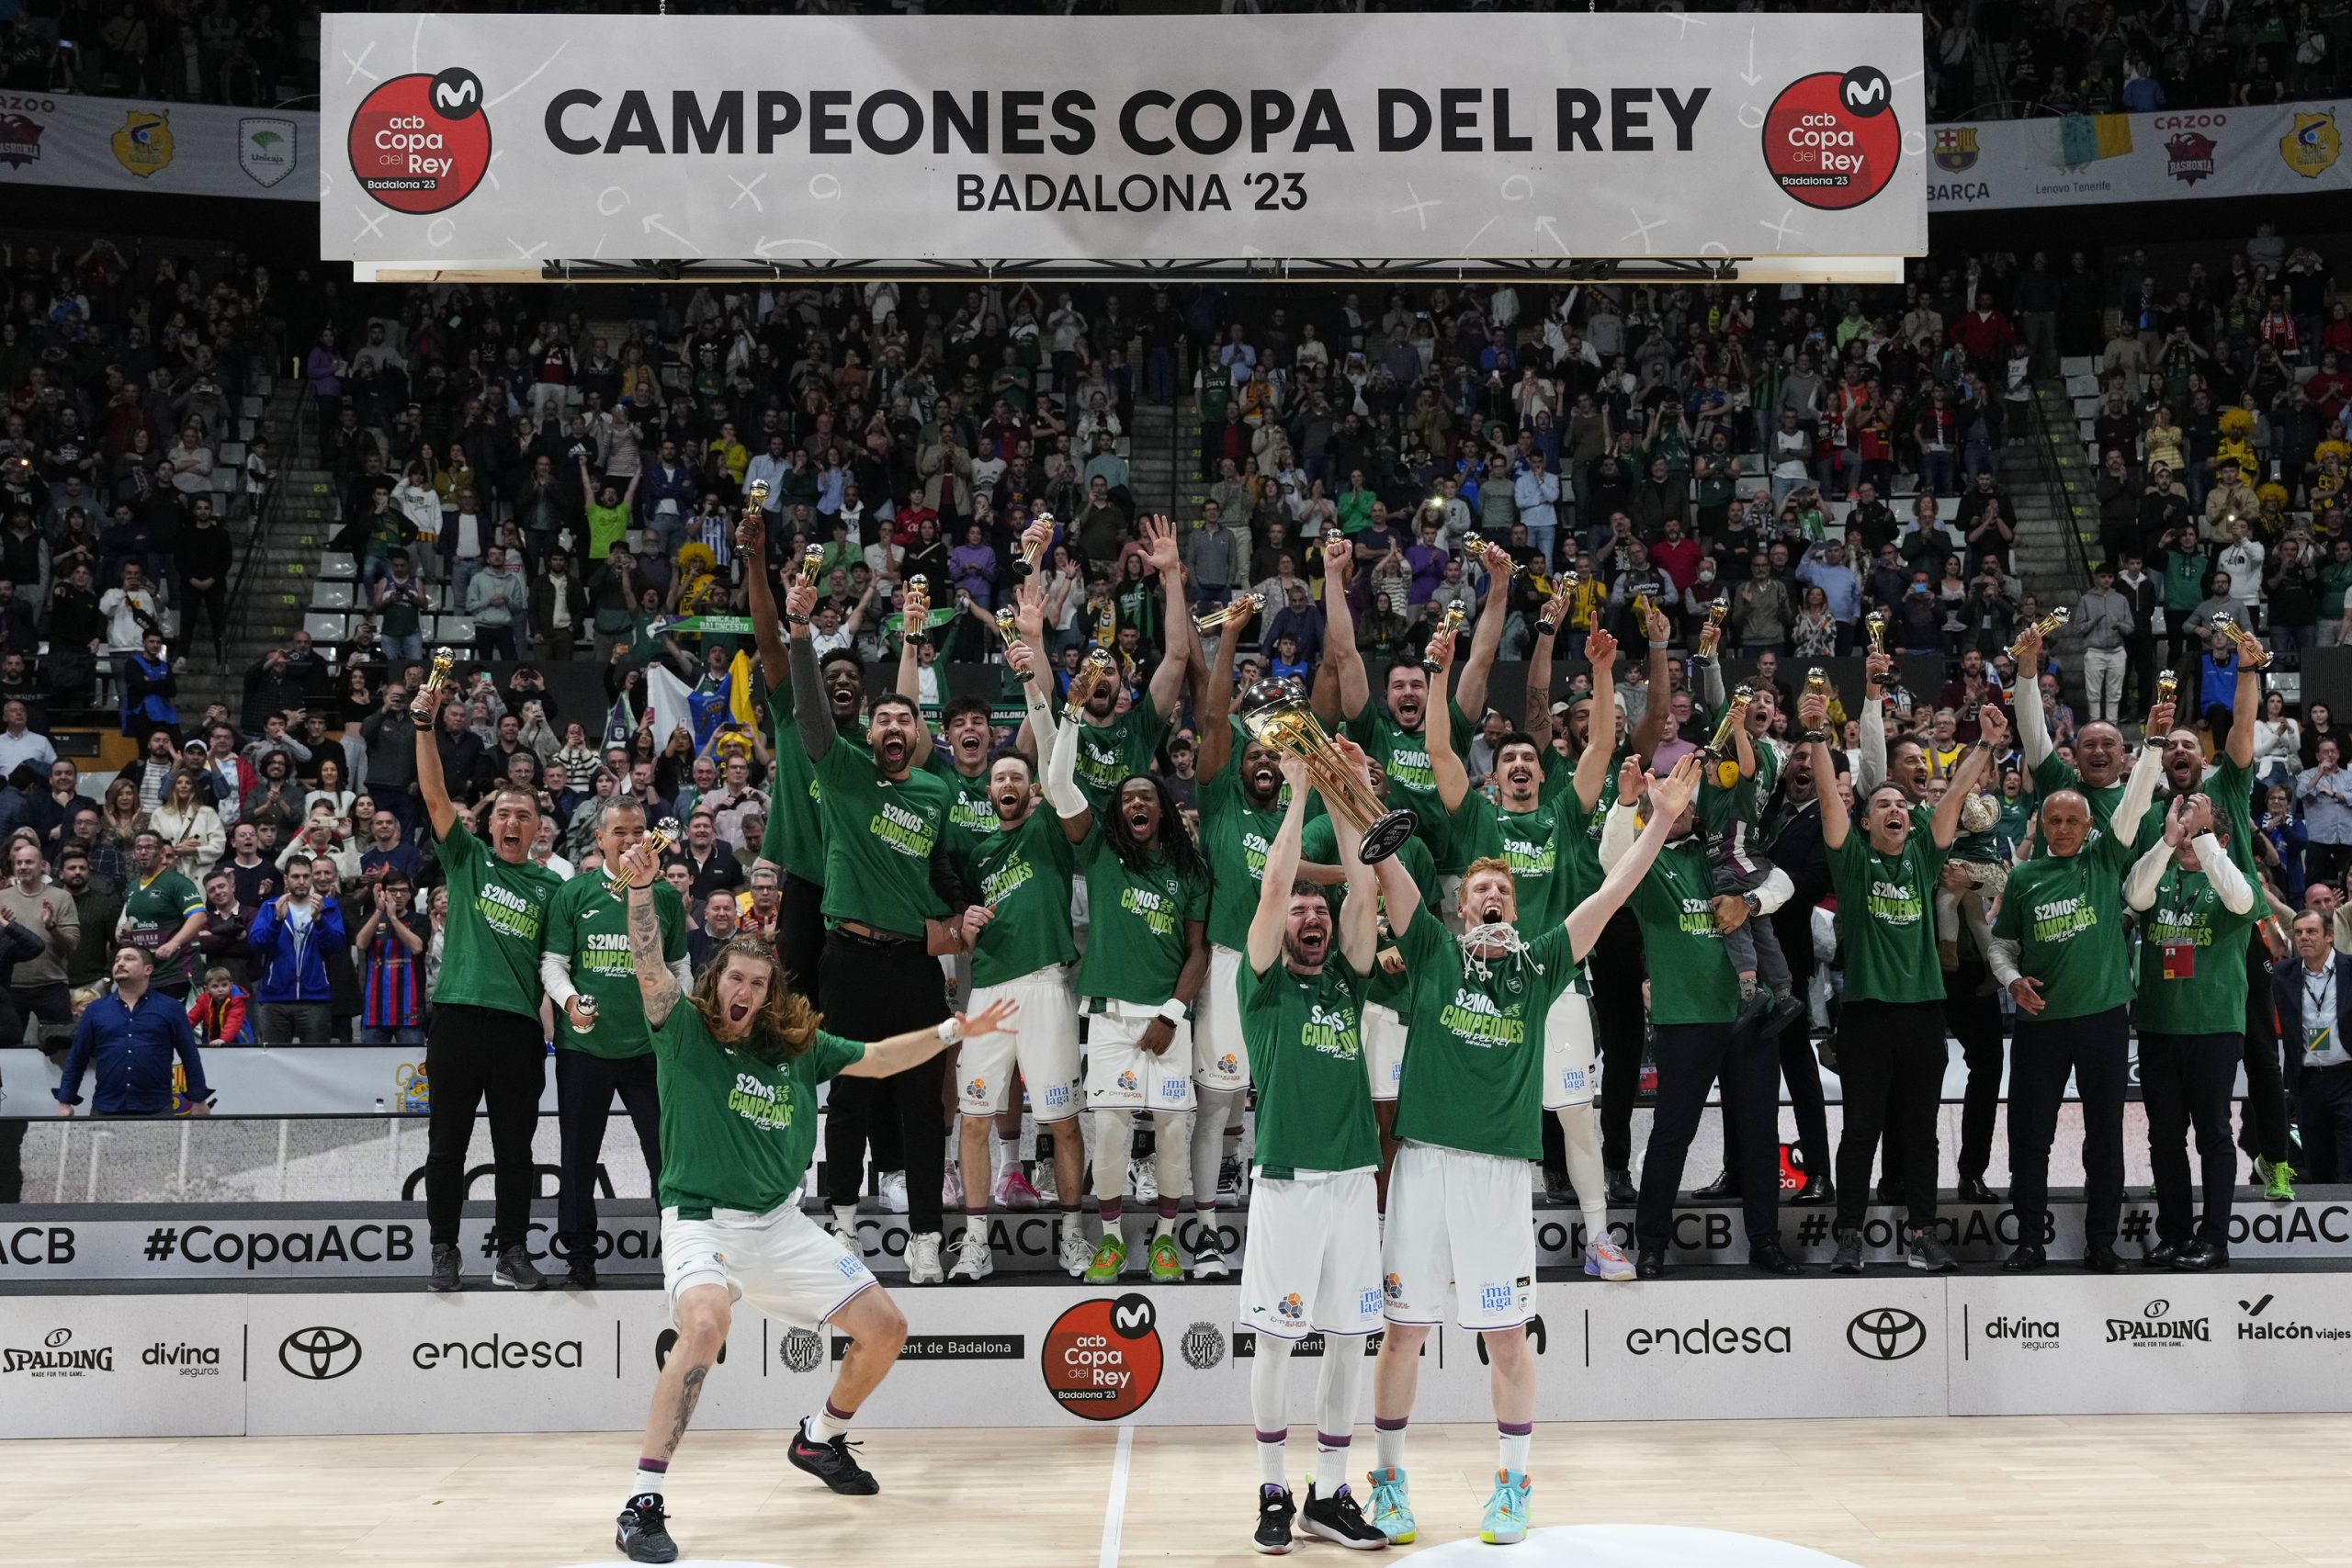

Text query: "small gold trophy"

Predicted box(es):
[2006, 605, 2070, 663]
[1013, 511, 1054, 579]
[1193, 592, 1262, 636]
[1422, 603, 1467, 672]
[1063, 648, 1118, 721]
[1702, 685, 1754, 788]
[604, 817, 681, 897]
[797, 545, 824, 589]
[2156, 669, 2178, 705]
[2210, 612, 2270, 671]
[409, 647, 456, 722]
[1805, 668, 1829, 697]
[1239, 677, 1418, 863]
[737, 478, 769, 555]
[1697, 600, 1728, 660]
[1864, 607, 1890, 657]
[1093, 596, 1119, 649]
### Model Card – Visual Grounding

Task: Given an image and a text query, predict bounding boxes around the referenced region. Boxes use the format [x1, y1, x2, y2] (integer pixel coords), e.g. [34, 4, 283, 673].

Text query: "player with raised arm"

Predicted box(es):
[1425, 623, 1634, 1280]
[1362, 752, 1702, 1548]
[1023, 513, 1193, 813]
[1238, 741, 1393, 1554]
[412, 676, 566, 1294]
[944, 580, 1091, 1281]
[1046, 682, 1212, 1284]
[605, 833, 1016, 1564]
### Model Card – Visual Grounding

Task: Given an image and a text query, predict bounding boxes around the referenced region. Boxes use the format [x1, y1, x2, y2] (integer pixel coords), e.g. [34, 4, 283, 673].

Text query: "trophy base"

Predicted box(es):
[1359, 808, 1420, 865]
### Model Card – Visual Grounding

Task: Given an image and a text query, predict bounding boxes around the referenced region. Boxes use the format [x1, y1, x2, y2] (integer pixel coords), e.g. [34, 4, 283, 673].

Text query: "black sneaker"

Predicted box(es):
[1634, 1247, 1667, 1280]
[492, 1245, 545, 1291]
[1300, 1482, 1388, 1550]
[1542, 1168, 1577, 1205]
[427, 1243, 460, 1292]
[1904, 1225, 1959, 1274]
[1254, 1483, 1297, 1554]
[1830, 1230, 1865, 1274]
[615, 1494, 678, 1563]
[788, 1419, 879, 1495]
[1605, 1168, 1638, 1206]
[562, 1259, 596, 1291]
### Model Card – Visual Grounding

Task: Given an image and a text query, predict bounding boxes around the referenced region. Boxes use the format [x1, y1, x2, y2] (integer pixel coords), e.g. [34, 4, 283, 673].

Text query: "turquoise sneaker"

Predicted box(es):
[1364, 1465, 1416, 1544]
[1479, 1468, 1532, 1545]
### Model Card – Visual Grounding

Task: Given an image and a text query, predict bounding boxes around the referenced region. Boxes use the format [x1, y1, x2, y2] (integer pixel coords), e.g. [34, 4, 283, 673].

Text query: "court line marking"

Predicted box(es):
[1098, 1424, 1134, 1568]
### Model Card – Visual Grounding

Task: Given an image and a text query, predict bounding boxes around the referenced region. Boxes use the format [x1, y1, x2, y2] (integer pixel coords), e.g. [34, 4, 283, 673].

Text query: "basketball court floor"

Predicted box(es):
[19, 1411, 2348, 1566]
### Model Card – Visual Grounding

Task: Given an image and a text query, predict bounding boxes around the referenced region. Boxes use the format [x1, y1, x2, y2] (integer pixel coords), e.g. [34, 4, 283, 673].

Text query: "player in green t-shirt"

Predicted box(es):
[1987, 715, 2163, 1275]
[538, 796, 690, 1290]
[2123, 793, 2261, 1269]
[1426, 623, 1631, 1280]
[1045, 683, 1211, 1288]
[1363, 751, 1699, 1549]
[1233, 749, 1391, 1555]
[1323, 532, 1511, 876]
[1798, 690, 1996, 1276]
[604, 835, 1017, 1565]
[413, 679, 568, 1295]
[117, 829, 206, 998]
[2012, 621, 2133, 848]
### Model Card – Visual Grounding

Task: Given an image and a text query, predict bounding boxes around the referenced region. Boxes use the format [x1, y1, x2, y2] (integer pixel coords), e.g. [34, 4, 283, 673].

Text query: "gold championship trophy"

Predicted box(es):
[1238, 676, 1417, 863]
[1864, 607, 1890, 657]
[1063, 647, 1118, 722]
[408, 647, 456, 722]
[797, 544, 825, 589]
[2156, 669, 2178, 705]
[1092, 595, 1118, 649]
[1702, 684, 1754, 789]
[605, 818, 682, 897]
[1460, 532, 1524, 579]
[2210, 612, 2271, 671]
[993, 607, 1023, 655]
[1695, 600, 1727, 660]
[2006, 605, 2069, 663]
[1013, 511, 1053, 579]
[738, 478, 769, 556]
[1805, 667, 1829, 699]
[1422, 603, 1466, 672]
[1194, 592, 1261, 636]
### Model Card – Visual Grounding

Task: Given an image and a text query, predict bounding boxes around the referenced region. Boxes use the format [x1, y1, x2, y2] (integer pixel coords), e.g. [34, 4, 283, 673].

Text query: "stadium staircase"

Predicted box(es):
[209, 382, 341, 718]
[2008, 365, 2101, 709]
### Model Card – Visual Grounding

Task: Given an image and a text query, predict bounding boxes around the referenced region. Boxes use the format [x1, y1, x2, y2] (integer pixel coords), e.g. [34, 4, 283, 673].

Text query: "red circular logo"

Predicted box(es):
[1760, 68, 1900, 211]
[1040, 1293, 1163, 1421]
[347, 68, 492, 215]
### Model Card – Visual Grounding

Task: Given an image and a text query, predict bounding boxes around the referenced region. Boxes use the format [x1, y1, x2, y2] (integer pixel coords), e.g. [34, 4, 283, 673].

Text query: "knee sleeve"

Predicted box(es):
[1250, 1331, 1294, 1432]
[1091, 1108, 1130, 1202]
[1317, 1331, 1366, 1435]
[1192, 1086, 1241, 1209]
[1151, 1110, 1192, 1203]
[1557, 1101, 1610, 1238]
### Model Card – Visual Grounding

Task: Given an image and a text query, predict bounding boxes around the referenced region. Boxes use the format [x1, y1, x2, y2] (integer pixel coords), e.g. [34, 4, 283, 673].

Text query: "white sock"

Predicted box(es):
[1374, 1418, 1407, 1471]
[632, 1463, 666, 1497]
[1060, 1210, 1085, 1239]
[831, 1202, 857, 1235]
[809, 1401, 854, 1442]
[1154, 1209, 1180, 1242]
[1498, 1424, 1532, 1474]
[1259, 1430, 1289, 1488]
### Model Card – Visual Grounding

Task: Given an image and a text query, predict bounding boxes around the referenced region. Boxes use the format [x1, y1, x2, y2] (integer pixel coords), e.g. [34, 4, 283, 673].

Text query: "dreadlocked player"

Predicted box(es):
[1361, 754, 1702, 1547]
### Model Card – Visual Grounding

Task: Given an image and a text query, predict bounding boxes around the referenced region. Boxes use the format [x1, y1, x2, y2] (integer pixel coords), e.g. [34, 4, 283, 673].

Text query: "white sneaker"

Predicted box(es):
[947, 1226, 993, 1281]
[906, 1230, 944, 1283]
[1057, 1224, 1093, 1278]
[942, 1163, 964, 1209]
[1034, 1164, 1060, 1205]
[1127, 1158, 1158, 1202]
[1192, 1238, 1230, 1280]
[993, 1168, 1042, 1209]
[877, 1170, 910, 1213]
[1217, 1153, 1244, 1203]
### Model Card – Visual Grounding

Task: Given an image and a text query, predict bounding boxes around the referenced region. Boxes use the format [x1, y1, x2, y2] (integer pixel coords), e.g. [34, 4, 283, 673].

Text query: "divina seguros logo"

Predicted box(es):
[1759, 67, 1901, 211]
[347, 67, 492, 214]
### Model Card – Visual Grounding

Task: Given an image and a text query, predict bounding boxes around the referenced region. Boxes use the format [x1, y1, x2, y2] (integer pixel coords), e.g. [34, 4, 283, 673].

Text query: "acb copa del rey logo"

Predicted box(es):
[347, 67, 493, 214]
[1760, 66, 1901, 211]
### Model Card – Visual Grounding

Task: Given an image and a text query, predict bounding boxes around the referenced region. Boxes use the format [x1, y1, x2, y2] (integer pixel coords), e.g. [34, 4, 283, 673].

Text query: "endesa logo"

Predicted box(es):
[347, 67, 492, 214]
[1039, 1292, 1164, 1421]
[1760, 66, 1901, 210]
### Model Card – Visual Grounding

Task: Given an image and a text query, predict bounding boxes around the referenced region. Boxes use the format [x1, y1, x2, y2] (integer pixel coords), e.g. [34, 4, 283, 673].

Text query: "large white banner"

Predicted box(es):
[0, 90, 316, 202]
[315, 12, 1928, 271]
[1925, 100, 2348, 211]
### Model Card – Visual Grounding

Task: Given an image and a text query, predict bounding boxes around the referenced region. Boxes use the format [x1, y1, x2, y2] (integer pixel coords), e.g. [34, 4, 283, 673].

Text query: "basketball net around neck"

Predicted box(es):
[1459, 920, 1530, 984]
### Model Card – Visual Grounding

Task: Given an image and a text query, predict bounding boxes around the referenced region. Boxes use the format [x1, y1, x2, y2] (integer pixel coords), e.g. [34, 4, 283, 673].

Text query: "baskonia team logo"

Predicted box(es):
[347, 67, 492, 214]
[1760, 66, 1901, 210]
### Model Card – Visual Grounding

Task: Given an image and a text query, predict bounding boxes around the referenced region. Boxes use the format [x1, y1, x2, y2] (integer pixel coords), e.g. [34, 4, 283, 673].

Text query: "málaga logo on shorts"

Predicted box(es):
[347, 68, 493, 214]
[1760, 67, 1900, 210]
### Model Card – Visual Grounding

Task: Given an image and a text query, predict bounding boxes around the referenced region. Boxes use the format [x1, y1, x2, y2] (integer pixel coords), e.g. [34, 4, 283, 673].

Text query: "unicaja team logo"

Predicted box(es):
[347, 67, 492, 214]
[1760, 66, 1901, 210]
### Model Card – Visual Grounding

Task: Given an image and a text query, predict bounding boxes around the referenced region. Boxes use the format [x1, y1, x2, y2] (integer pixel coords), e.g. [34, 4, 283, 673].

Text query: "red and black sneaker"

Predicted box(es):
[788, 1419, 879, 1495]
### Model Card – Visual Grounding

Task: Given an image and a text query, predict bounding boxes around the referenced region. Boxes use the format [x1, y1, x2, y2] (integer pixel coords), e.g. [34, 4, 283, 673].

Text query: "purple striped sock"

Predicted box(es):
[1498, 1421, 1533, 1436]
[1374, 1416, 1408, 1431]
[1157, 1197, 1180, 1220]
[1256, 1427, 1288, 1444]
[635, 1458, 667, 1473]
[1316, 1433, 1352, 1450]
[826, 1398, 854, 1421]
[1100, 1198, 1123, 1224]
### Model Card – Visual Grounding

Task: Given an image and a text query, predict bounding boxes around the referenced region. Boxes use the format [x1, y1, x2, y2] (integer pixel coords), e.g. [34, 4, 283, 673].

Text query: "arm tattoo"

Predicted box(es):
[629, 892, 679, 1025]
[662, 1362, 708, 1459]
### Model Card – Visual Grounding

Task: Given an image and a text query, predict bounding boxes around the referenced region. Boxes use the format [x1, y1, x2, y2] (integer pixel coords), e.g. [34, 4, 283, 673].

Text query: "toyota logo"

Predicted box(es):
[1846, 1307, 1926, 1361]
[279, 1325, 363, 1381]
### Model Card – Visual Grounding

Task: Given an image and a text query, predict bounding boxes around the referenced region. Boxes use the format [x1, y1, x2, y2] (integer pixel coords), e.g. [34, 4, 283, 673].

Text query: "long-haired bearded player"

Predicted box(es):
[606, 832, 1016, 1564]
[1362, 754, 1702, 1548]
[1046, 702, 1211, 1286]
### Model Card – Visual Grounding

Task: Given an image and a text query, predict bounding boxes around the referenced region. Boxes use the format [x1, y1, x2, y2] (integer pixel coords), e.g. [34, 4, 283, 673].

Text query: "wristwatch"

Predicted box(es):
[1741, 892, 1763, 918]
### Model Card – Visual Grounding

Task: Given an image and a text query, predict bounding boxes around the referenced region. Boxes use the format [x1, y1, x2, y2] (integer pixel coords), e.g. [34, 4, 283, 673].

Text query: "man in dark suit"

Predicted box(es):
[2273, 909, 2352, 1182]
[1760, 737, 1839, 1203]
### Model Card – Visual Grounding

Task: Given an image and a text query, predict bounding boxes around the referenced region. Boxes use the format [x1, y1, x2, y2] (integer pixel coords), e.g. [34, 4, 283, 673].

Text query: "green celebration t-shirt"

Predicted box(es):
[1343, 697, 1473, 874]
[1240, 953, 1379, 1178]
[1301, 817, 1435, 1014]
[813, 738, 956, 936]
[1826, 828, 1951, 1006]
[758, 681, 870, 883]
[586, 499, 630, 561]
[652, 1008, 863, 1218]
[1070, 831, 1209, 1006]
[1623, 834, 1746, 1027]
[1200, 766, 1290, 953]
[1068, 702, 1172, 816]
[1551, 743, 1625, 904]
[545, 874, 687, 1058]
[1449, 790, 1575, 939]
[953, 810, 1079, 988]
[2160, 754, 2256, 880]
[1392, 907, 1575, 1160]
[925, 750, 1001, 839]
[2132, 860, 2258, 1035]
[429, 820, 565, 1019]
[1990, 826, 2137, 1021]
[120, 869, 204, 989]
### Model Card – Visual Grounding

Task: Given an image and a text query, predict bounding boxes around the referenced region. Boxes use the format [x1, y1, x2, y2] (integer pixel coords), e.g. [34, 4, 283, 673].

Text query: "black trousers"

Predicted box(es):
[1943, 963, 2006, 1180]
[2140, 1031, 2241, 1248]
[555, 1048, 662, 1267]
[2239, 932, 2292, 1167]
[1768, 899, 1834, 1181]
[1834, 999, 1948, 1233]
[423, 1002, 548, 1249]
[819, 929, 950, 1232]
[778, 873, 827, 1006]
[7, 982, 71, 1036]
[2007, 1005, 2130, 1251]
[1589, 908, 1648, 1173]
[183, 582, 230, 652]
[1717, 1015, 1832, 1191]
[1637, 1021, 1780, 1252]
[2297, 1062, 2352, 1182]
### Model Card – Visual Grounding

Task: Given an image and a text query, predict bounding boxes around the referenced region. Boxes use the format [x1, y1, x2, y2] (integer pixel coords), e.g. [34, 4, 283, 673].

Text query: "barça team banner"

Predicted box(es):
[314, 11, 1931, 269]
[1924, 99, 2350, 210]
[0, 91, 311, 201]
